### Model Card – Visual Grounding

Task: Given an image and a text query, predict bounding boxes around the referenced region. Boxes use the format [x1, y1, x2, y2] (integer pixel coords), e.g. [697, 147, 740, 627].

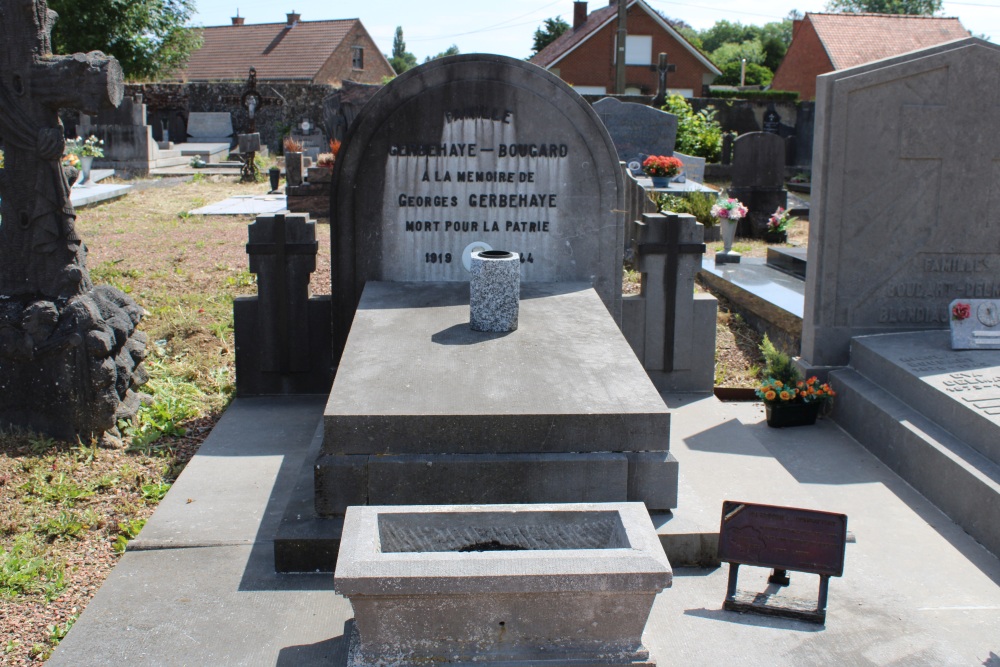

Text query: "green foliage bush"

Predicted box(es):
[714, 61, 774, 87]
[707, 89, 800, 101]
[656, 192, 719, 227]
[759, 334, 800, 384]
[663, 95, 723, 163]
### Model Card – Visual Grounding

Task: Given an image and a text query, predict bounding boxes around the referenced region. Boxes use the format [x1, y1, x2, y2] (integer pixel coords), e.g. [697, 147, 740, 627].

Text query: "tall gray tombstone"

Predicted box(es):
[729, 131, 787, 237]
[279, 55, 677, 574]
[593, 97, 678, 169]
[801, 38, 1000, 369]
[330, 55, 625, 356]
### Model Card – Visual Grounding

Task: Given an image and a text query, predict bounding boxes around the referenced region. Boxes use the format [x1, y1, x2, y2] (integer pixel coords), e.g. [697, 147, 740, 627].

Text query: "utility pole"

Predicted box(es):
[615, 0, 627, 94]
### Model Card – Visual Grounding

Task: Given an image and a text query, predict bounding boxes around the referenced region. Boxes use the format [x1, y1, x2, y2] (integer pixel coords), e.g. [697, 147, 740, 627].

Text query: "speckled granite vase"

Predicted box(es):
[470, 250, 520, 332]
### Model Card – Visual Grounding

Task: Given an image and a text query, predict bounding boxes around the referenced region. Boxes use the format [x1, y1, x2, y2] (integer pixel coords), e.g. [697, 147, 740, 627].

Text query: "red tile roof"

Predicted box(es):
[807, 13, 969, 70]
[179, 19, 358, 82]
[529, 0, 718, 74]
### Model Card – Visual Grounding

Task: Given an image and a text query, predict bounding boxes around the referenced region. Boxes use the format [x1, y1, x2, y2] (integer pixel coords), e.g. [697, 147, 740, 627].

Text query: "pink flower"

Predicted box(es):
[952, 303, 971, 321]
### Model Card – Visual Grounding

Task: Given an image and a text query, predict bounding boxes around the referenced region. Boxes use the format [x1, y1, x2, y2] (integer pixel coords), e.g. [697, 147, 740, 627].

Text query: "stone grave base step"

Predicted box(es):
[314, 451, 678, 515]
[847, 331, 1000, 463]
[830, 366, 1000, 558]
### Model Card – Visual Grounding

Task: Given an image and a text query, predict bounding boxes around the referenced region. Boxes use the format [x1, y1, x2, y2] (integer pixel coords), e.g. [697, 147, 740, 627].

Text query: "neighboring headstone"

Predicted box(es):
[233, 213, 332, 395]
[762, 106, 781, 134]
[330, 55, 625, 354]
[593, 96, 678, 168]
[674, 151, 706, 183]
[322, 80, 381, 142]
[801, 38, 1000, 368]
[729, 132, 787, 237]
[78, 95, 156, 175]
[0, 0, 147, 441]
[186, 112, 234, 145]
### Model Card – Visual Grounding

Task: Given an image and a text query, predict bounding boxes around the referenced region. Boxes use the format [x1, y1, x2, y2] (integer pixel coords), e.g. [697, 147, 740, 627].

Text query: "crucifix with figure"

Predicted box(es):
[0, 0, 147, 441]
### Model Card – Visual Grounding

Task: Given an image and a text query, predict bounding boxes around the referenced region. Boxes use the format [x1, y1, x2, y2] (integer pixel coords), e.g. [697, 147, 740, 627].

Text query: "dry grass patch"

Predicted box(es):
[0, 175, 331, 664]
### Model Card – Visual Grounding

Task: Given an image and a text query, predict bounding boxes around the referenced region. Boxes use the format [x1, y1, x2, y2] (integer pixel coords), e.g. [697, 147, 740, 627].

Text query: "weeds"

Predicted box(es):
[112, 519, 147, 553]
[0, 535, 66, 600]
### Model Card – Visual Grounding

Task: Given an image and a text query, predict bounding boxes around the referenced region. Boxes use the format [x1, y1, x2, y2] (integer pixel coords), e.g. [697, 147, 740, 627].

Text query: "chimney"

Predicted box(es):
[231, 12, 245, 26]
[573, 2, 588, 30]
[286, 10, 300, 25]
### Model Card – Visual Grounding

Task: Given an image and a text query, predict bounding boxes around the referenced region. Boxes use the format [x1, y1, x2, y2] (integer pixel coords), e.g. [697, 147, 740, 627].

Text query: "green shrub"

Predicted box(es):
[656, 192, 719, 227]
[663, 95, 723, 162]
[707, 89, 800, 102]
[759, 334, 800, 385]
[714, 61, 773, 87]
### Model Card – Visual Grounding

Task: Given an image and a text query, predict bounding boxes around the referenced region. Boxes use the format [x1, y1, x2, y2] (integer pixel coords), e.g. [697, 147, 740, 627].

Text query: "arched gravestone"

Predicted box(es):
[330, 54, 624, 355]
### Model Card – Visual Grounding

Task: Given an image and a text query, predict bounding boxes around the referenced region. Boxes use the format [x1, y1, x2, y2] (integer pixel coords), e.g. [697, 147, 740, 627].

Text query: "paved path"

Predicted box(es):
[49, 395, 1000, 666]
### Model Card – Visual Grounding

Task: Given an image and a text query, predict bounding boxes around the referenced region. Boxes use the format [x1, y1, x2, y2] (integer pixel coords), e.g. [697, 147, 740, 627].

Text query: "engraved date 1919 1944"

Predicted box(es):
[424, 252, 535, 264]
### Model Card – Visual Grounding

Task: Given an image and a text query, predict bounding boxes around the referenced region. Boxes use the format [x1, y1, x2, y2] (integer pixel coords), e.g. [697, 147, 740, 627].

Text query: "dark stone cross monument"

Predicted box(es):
[0, 0, 147, 440]
[229, 67, 282, 182]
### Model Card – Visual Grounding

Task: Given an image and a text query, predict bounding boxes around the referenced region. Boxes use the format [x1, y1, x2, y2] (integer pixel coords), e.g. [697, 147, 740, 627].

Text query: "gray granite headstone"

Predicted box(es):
[673, 151, 705, 183]
[186, 111, 233, 142]
[593, 96, 678, 167]
[802, 38, 1000, 367]
[730, 132, 787, 236]
[331, 54, 624, 353]
[731, 132, 785, 189]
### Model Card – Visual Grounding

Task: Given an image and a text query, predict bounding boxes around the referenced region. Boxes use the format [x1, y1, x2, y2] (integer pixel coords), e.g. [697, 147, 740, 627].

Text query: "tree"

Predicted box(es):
[388, 27, 418, 74]
[48, 0, 200, 81]
[532, 16, 570, 55]
[711, 40, 766, 68]
[714, 61, 774, 86]
[424, 45, 460, 63]
[824, 0, 942, 14]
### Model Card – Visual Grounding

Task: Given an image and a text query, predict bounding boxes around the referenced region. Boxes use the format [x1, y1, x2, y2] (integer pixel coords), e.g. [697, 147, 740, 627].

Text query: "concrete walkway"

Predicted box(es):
[49, 395, 1000, 666]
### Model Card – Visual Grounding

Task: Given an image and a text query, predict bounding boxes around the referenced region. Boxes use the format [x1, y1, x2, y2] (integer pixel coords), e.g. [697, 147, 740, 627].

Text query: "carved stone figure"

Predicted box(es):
[0, 0, 147, 440]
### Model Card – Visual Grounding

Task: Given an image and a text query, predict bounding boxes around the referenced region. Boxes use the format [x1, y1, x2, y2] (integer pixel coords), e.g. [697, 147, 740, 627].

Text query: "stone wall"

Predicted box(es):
[118, 81, 341, 152]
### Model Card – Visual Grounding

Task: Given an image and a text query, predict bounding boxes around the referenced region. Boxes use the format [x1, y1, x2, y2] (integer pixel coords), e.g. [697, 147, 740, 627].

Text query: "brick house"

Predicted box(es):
[771, 13, 969, 100]
[529, 0, 719, 97]
[175, 11, 393, 85]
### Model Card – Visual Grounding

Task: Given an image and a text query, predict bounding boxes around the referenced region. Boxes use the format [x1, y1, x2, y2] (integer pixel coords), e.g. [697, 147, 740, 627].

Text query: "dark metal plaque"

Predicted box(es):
[718, 501, 847, 577]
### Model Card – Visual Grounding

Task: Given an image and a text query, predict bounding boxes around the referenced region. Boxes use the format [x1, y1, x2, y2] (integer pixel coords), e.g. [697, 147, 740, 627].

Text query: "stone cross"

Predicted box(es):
[230, 67, 282, 182]
[0, 0, 147, 441]
[246, 213, 318, 373]
[652, 53, 676, 108]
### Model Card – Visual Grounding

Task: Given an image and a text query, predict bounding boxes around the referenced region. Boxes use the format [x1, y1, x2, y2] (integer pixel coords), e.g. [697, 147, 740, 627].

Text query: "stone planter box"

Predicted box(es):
[334, 502, 672, 666]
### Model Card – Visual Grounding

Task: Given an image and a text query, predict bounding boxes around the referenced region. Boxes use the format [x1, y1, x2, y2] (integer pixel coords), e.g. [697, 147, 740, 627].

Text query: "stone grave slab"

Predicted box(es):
[674, 151, 705, 183]
[330, 54, 624, 355]
[316, 281, 676, 515]
[593, 96, 678, 167]
[802, 38, 1000, 368]
[848, 330, 1000, 465]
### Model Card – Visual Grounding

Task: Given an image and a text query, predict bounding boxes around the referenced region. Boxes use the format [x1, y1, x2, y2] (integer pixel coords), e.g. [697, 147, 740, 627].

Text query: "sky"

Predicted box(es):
[191, 0, 999, 63]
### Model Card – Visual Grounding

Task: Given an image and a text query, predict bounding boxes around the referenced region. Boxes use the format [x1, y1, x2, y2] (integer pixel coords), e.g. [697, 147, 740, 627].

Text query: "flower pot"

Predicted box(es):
[79, 155, 93, 185]
[765, 230, 788, 244]
[720, 219, 738, 253]
[765, 402, 821, 428]
[649, 176, 670, 188]
[268, 166, 281, 192]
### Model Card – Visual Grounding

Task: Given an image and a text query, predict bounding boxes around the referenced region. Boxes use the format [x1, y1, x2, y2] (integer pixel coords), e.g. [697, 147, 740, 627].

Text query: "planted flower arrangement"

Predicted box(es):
[765, 206, 796, 244]
[642, 155, 684, 187]
[755, 335, 835, 427]
[65, 135, 104, 185]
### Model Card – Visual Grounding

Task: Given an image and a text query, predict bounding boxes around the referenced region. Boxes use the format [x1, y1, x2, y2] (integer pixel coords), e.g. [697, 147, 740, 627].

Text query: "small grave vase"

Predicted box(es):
[79, 155, 93, 185]
[765, 402, 821, 428]
[649, 176, 670, 188]
[268, 166, 280, 192]
[765, 230, 788, 244]
[715, 219, 741, 264]
[470, 250, 520, 332]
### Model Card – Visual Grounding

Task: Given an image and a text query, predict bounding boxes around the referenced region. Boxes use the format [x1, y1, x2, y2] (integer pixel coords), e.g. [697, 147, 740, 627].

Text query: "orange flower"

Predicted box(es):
[765, 390, 776, 401]
[779, 390, 791, 400]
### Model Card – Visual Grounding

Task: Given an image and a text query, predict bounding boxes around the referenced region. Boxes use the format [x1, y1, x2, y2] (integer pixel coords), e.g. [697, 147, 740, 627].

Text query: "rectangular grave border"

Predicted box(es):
[718, 500, 847, 624]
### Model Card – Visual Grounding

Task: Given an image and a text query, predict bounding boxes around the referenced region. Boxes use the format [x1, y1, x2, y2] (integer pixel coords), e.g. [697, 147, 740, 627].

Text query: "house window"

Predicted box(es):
[625, 35, 652, 66]
[352, 46, 364, 69]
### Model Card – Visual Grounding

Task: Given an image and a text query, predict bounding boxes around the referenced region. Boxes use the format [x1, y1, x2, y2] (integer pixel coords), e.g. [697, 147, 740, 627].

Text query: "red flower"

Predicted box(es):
[952, 302, 971, 321]
[642, 155, 684, 177]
